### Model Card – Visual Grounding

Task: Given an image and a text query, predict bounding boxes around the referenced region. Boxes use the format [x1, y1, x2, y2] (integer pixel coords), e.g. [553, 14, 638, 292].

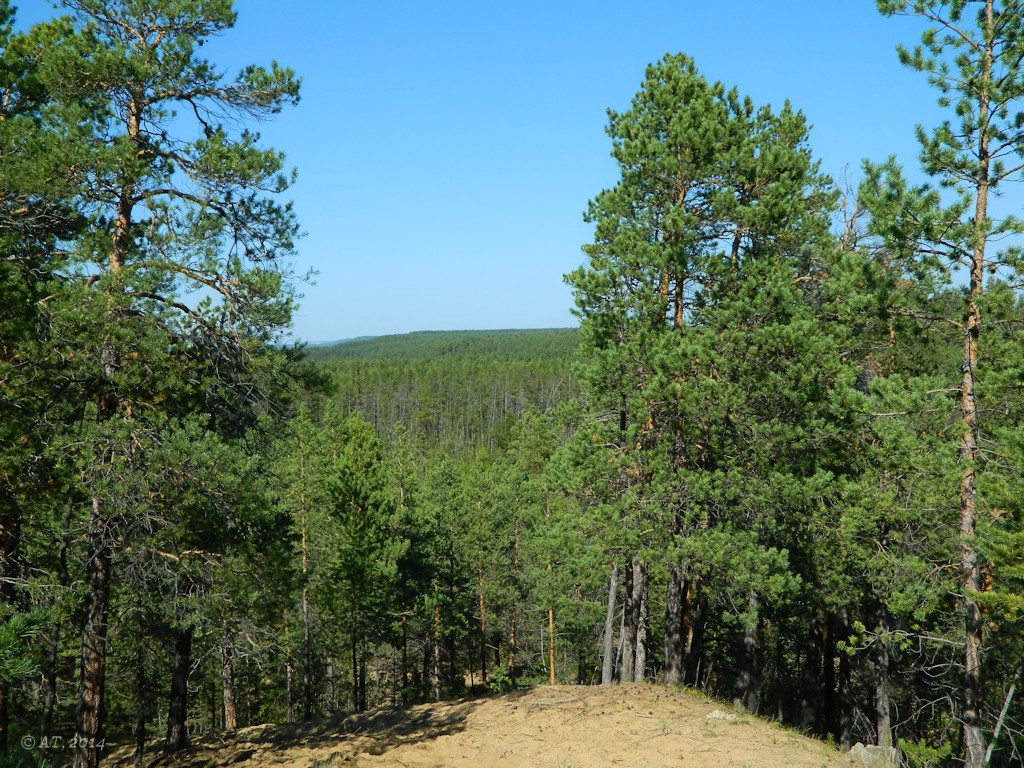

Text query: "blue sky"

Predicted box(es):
[20, 1, 947, 342]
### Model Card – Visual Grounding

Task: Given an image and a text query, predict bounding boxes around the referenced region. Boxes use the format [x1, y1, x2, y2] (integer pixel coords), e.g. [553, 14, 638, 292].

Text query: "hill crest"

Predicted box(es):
[106, 684, 852, 768]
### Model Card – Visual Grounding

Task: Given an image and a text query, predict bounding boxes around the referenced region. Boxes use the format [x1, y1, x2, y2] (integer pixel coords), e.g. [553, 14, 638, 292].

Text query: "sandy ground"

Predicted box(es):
[109, 684, 854, 768]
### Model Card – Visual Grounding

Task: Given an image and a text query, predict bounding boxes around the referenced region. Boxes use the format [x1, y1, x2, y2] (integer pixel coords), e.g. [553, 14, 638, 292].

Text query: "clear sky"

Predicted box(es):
[18, 1, 951, 342]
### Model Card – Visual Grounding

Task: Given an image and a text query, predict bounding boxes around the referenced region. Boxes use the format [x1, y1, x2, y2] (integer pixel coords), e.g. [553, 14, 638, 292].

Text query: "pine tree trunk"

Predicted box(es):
[875, 613, 893, 755]
[42, 498, 73, 737]
[838, 639, 853, 751]
[220, 642, 237, 733]
[0, 493, 19, 757]
[165, 626, 193, 751]
[509, 607, 518, 684]
[358, 638, 367, 712]
[285, 655, 294, 721]
[733, 591, 760, 713]
[620, 561, 636, 682]
[799, 613, 823, 730]
[431, 599, 442, 700]
[683, 583, 706, 687]
[74, 497, 111, 768]
[823, 612, 842, 745]
[633, 561, 648, 683]
[352, 633, 359, 711]
[326, 655, 336, 716]
[548, 603, 556, 686]
[602, 563, 618, 685]
[133, 621, 147, 768]
[509, 529, 520, 685]
[478, 566, 487, 685]
[300, 487, 313, 721]
[664, 562, 686, 685]
[959, 6, 992, 765]
[401, 614, 409, 703]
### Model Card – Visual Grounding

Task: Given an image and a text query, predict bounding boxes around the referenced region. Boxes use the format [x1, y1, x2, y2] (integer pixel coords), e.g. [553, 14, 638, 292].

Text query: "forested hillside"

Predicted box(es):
[312, 329, 578, 450]
[4, 3, 1024, 768]
[305, 328, 579, 362]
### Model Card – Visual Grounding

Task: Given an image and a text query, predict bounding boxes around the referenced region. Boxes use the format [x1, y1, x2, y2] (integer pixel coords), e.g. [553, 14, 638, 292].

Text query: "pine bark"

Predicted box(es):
[957, 4, 993, 764]
[478, 566, 487, 685]
[733, 592, 760, 713]
[132, 619, 147, 767]
[165, 626, 193, 751]
[74, 497, 111, 768]
[221, 642, 237, 733]
[664, 563, 686, 685]
[683, 582, 706, 687]
[601, 563, 618, 685]
[633, 561, 648, 682]
[42, 498, 74, 737]
[872, 608, 893, 756]
[0, 493, 19, 757]
[548, 603, 556, 686]
[300, 477, 313, 721]
[799, 614, 823, 730]
[620, 561, 636, 682]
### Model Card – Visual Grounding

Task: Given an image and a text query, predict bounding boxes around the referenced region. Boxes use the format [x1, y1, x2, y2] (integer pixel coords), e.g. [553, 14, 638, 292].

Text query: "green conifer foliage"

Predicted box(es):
[870, 3, 1024, 763]
[567, 52, 852, 706]
[14, 2, 304, 763]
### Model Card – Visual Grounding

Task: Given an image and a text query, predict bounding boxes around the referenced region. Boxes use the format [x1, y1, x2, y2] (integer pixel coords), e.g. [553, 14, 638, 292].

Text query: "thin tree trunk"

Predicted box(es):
[401, 613, 409, 703]
[620, 561, 636, 683]
[633, 561, 648, 682]
[358, 637, 367, 712]
[478, 565, 487, 685]
[42, 497, 74, 737]
[509, 528, 520, 685]
[548, 603, 556, 686]
[133, 619, 146, 767]
[664, 562, 685, 685]
[165, 626, 193, 751]
[875, 614, 893, 755]
[221, 642, 237, 733]
[985, 664, 1021, 766]
[799, 613, 823, 730]
[959, 5, 992, 765]
[285, 651, 294, 721]
[509, 607, 518, 684]
[601, 563, 618, 685]
[352, 632, 359, 711]
[0, 494, 19, 757]
[830, 609, 852, 750]
[325, 655, 336, 716]
[839, 638, 853, 751]
[733, 591, 760, 713]
[300, 478, 313, 721]
[74, 496, 111, 768]
[431, 598, 442, 700]
[683, 582, 706, 687]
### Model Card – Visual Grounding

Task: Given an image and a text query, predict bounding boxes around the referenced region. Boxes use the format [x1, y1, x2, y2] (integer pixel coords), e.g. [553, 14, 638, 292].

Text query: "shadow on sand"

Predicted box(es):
[115, 695, 489, 767]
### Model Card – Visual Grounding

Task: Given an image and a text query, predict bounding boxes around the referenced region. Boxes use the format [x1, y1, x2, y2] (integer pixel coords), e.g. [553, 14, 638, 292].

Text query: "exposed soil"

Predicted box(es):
[109, 684, 854, 768]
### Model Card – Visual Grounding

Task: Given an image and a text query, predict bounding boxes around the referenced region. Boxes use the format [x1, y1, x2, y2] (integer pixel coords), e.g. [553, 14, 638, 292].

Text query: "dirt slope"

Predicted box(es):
[111, 684, 853, 768]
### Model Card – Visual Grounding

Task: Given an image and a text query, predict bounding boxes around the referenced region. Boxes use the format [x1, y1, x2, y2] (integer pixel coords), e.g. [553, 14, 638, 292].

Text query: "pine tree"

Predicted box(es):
[872, 3, 1024, 763]
[566, 53, 842, 700]
[26, 2, 301, 764]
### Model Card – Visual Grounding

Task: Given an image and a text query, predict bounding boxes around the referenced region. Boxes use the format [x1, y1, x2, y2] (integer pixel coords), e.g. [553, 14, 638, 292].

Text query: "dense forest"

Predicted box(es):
[312, 329, 578, 451]
[3, 2, 1024, 768]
